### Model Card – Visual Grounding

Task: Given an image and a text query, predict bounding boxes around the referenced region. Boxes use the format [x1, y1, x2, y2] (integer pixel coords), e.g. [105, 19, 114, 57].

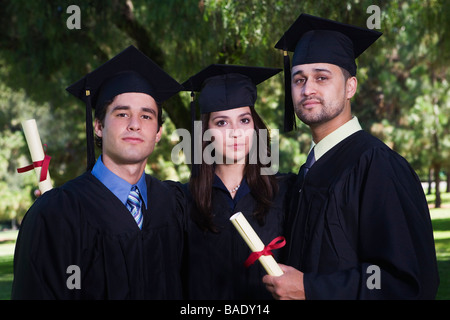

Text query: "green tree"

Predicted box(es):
[1, 0, 449, 220]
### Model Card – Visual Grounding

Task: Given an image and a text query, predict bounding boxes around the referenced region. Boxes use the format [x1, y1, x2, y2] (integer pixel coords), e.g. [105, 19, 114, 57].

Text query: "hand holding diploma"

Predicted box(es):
[262, 264, 306, 300]
[230, 211, 285, 276]
[17, 119, 53, 194]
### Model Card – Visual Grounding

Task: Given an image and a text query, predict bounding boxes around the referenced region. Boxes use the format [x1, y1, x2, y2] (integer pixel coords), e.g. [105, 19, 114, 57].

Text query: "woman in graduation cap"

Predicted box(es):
[12, 46, 186, 299]
[179, 64, 295, 300]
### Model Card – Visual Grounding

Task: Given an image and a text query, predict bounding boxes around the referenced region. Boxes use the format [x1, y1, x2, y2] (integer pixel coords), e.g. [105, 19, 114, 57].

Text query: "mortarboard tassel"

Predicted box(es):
[283, 50, 295, 133]
[85, 87, 96, 171]
[190, 90, 199, 177]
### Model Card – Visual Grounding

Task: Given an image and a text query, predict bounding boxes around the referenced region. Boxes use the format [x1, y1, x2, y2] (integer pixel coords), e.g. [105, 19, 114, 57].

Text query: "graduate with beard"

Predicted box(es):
[12, 46, 185, 299]
[263, 14, 439, 299]
[180, 64, 295, 299]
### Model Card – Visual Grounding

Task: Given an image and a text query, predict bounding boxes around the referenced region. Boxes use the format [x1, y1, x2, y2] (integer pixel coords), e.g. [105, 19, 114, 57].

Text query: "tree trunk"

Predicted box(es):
[113, 0, 190, 130]
[434, 164, 441, 208]
[446, 169, 450, 193]
[427, 167, 433, 195]
[429, 71, 443, 208]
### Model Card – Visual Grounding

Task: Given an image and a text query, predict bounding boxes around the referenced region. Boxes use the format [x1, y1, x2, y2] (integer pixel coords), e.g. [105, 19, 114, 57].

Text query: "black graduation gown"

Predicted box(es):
[12, 172, 184, 299]
[284, 130, 439, 299]
[181, 174, 294, 300]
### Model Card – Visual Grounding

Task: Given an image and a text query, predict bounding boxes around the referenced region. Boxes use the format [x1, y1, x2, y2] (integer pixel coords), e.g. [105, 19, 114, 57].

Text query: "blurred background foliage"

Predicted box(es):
[0, 0, 449, 224]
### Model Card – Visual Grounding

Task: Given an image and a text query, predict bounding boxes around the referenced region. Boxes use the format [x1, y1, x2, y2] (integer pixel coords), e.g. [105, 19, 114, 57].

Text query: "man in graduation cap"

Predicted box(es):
[12, 46, 185, 299]
[263, 14, 439, 299]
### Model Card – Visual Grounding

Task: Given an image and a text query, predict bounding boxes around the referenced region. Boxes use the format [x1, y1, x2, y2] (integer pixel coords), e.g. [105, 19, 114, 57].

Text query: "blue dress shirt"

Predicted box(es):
[91, 156, 148, 209]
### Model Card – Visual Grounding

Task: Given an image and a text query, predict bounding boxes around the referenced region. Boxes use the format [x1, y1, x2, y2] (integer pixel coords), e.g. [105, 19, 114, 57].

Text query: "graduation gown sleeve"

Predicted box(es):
[12, 187, 84, 299]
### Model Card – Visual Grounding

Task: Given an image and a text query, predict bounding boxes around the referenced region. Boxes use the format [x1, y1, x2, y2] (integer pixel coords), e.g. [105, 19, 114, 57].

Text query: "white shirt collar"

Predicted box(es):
[311, 116, 362, 161]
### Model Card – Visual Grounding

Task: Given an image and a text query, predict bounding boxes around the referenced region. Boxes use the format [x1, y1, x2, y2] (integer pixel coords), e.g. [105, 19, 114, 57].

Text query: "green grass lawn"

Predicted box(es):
[428, 191, 450, 300]
[1, 192, 449, 300]
[0, 255, 13, 300]
[0, 231, 16, 300]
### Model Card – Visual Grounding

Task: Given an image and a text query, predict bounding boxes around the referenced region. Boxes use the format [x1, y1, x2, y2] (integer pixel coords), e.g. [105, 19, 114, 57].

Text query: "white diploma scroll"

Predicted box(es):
[21, 119, 53, 194]
[230, 211, 284, 276]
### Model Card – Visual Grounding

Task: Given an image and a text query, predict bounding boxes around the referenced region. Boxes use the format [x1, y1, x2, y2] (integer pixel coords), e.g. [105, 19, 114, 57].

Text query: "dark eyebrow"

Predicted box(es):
[291, 70, 303, 78]
[238, 112, 252, 118]
[111, 105, 157, 116]
[111, 105, 130, 112]
[211, 112, 252, 121]
[210, 114, 229, 121]
[313, 68, 332, 74]
[292, 68, 332, 77]
[142, 107, 157, 116]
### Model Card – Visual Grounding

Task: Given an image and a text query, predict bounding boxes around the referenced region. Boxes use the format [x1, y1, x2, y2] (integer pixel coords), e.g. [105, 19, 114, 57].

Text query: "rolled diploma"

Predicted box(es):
[22, 119, 53, 194]
[230, 211, 283, 276]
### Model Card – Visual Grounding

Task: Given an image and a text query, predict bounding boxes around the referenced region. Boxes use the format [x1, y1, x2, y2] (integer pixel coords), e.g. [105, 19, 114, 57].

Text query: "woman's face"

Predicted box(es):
[207, 106, 255, 164]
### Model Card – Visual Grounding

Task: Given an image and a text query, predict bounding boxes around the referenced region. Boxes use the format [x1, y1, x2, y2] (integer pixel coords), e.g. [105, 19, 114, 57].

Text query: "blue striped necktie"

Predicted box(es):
[126, 186, 143, 229]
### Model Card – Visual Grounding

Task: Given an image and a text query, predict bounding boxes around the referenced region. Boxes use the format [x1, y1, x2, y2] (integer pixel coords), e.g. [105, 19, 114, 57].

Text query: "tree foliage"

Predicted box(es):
[1, 0, 449, 222]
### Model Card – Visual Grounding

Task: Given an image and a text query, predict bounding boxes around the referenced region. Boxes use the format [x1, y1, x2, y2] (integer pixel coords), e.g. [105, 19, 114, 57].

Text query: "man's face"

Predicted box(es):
[94, 92, 161, 167]
[291, 63, 354, 126]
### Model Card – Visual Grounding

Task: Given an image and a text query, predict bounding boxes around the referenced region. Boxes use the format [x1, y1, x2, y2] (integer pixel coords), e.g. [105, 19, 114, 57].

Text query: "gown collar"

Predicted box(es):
[213, 174, 250, 209]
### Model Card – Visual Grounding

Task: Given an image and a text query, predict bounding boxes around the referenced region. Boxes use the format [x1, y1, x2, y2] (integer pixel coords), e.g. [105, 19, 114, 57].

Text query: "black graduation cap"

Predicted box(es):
[181, 64, 281, 175]
[182, 64, 281, 114]
[66, 45, 183, 170]
[274, 13, 382, 132]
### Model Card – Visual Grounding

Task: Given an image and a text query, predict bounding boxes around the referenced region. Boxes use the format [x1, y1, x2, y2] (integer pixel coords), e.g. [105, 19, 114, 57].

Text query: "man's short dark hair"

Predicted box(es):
[340, 67, 352, 82]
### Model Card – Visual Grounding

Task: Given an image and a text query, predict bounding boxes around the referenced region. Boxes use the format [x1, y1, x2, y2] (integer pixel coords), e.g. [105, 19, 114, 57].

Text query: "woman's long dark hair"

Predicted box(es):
[189, 106, 278, 232]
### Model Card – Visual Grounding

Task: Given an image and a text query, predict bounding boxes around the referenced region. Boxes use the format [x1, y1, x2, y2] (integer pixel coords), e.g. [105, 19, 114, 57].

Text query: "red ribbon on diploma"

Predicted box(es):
[17, 145, 51, 182]
[244, 236, 286, 268]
